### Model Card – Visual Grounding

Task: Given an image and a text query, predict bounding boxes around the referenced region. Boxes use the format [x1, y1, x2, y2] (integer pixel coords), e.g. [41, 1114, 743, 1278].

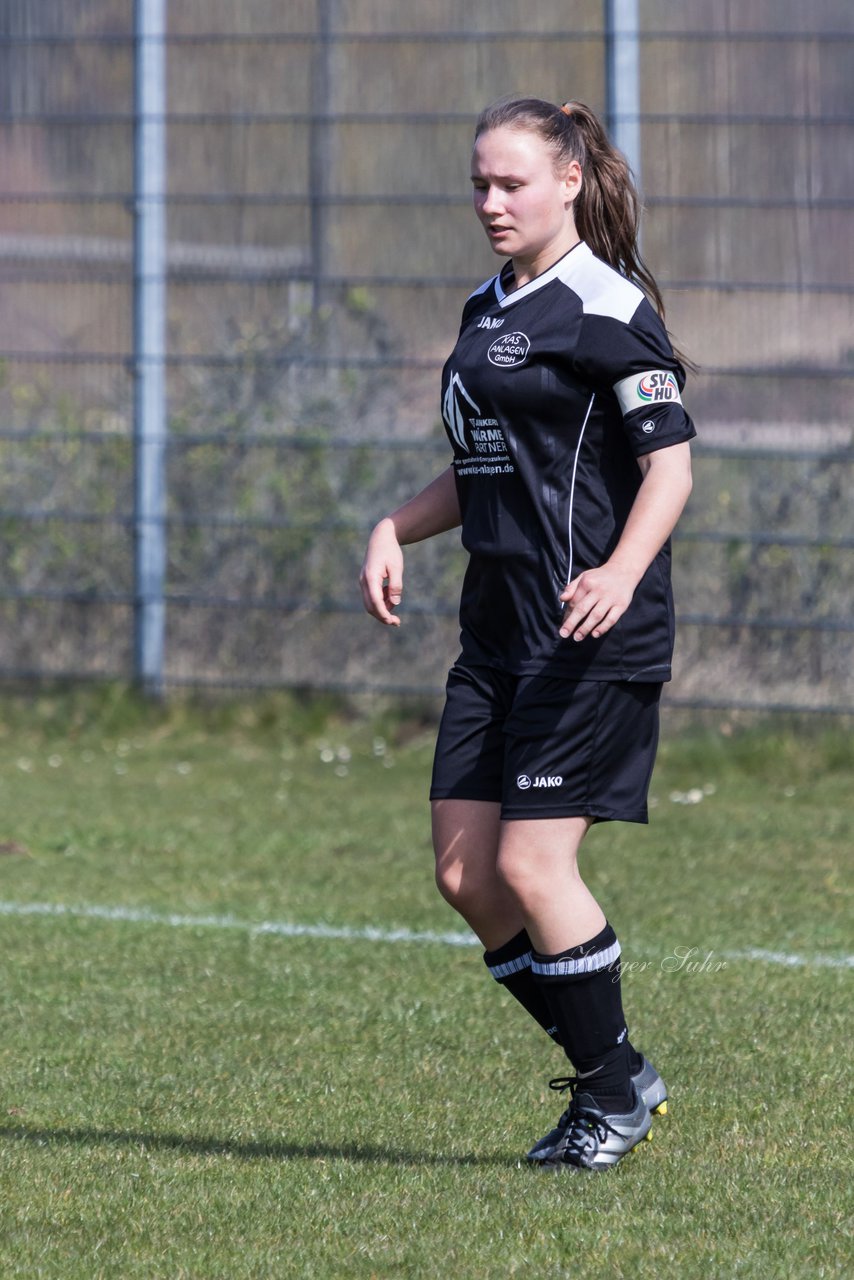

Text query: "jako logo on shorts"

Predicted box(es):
[517, 774, 563, 789]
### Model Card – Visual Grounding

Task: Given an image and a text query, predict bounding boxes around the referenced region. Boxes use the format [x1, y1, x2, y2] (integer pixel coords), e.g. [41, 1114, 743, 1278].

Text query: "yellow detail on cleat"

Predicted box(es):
[644, 1129, 654, 1141]
[653, 1101, 668, 1116]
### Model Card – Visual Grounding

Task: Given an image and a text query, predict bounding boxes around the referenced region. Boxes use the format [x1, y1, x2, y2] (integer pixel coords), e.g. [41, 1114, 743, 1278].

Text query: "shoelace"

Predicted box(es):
[558, 1095, 622, 1164]
[547, 1074, 580, 1131]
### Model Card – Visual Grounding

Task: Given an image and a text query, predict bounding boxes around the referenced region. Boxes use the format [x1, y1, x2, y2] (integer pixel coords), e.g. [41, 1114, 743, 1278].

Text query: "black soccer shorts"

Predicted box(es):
[429, 664, 662, 823]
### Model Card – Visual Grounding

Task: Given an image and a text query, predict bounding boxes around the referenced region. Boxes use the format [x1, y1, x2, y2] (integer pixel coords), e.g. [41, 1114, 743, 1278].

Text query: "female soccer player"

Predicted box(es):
[360, 97, 695, 1171]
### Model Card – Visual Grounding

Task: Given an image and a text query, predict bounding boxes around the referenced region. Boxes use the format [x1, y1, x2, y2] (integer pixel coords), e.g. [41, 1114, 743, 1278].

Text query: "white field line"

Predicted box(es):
[0, 899, 479, 949]
[0, 899, 851, 971]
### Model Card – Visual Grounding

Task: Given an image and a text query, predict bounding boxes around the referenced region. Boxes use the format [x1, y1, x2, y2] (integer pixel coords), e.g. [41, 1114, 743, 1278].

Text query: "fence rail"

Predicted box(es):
[0, 0, 852, 712]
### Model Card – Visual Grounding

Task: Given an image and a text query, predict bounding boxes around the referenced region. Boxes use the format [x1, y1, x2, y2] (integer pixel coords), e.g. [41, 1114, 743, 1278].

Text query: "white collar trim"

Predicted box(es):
[495, 241, 590, 308]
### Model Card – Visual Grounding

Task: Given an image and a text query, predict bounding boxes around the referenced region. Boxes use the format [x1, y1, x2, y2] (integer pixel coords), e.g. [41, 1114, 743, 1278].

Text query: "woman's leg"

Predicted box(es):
[432, 798, 562, 1041]
[497, 816, 634, 1108]
[431, 797, 520, 948]
[495, 815, 599, 954]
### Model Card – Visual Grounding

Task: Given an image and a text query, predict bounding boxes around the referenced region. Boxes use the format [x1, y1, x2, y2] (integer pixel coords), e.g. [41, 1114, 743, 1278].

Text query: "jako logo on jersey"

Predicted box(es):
[517, 774, 563, 789]
[477, 316, 505, 330]
[637, 371, 680, 402]
[488, 331, 530, 367]
[442, 371, 481, 453]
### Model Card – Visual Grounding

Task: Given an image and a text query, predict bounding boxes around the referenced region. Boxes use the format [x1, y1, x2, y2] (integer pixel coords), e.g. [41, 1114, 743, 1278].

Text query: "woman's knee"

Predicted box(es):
[434, 854, 491, 915]
[496, 818, 589, 910]
[431, 797, 501, 912]
[434, 855, 463, 907]
[495, 845, 541, 910]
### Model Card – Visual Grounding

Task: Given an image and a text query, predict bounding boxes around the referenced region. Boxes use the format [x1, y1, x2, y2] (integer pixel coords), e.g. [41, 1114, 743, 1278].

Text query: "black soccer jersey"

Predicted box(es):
[440, 240, 696, 682]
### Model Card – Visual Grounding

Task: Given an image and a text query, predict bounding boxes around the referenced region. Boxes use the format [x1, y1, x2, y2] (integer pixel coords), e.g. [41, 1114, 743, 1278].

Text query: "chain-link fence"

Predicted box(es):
[0, 0, 852, 711]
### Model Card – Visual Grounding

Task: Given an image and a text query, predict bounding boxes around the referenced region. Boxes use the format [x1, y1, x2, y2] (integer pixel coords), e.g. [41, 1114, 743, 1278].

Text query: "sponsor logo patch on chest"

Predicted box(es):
[487, 331, 530, 367]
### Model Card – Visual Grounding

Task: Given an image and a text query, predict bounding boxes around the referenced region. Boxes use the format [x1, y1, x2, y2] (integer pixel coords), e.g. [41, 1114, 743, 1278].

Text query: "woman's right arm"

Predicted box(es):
[359, 465, 461, 626]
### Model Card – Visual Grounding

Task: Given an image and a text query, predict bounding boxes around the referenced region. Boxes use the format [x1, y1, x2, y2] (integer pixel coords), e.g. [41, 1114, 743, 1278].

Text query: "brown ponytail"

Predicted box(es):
[474, 96, 666, 320]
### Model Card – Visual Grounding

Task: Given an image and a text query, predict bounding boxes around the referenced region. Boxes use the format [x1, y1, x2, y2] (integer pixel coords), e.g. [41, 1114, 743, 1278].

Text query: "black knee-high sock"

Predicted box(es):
[532, 923, 635, 1110]
[483, 929, 562, 1045]
[484, 927, 644, 1075]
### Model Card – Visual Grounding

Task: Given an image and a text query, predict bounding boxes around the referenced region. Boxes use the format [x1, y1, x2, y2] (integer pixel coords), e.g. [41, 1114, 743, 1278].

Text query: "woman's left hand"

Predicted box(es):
[558, 565, 636, 641]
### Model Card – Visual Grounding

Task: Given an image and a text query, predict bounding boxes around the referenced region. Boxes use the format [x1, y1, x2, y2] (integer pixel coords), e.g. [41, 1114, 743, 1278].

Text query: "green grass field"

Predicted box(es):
[0, 688, 850, 1279]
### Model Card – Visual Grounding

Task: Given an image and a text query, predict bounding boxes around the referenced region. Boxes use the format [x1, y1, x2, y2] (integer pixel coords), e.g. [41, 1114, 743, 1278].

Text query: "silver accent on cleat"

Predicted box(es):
[526, 1055, 667, 1164]
[633, 1055, 668, 1116]
[538, 1087, 653, 1171]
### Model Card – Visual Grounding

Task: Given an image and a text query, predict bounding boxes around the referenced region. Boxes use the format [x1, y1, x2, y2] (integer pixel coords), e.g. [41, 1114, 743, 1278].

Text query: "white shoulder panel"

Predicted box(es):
[466, 274, 499, 303]
[557, 244, 644, 325]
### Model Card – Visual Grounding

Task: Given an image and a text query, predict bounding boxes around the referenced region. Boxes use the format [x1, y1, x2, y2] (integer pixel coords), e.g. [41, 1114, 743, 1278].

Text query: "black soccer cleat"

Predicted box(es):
[535, 1086, 653, 1171]
[526, 1055, 667, 1165]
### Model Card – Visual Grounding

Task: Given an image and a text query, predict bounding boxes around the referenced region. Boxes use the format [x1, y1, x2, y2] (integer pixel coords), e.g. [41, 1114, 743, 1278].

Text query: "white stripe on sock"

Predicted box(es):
[487, 952, 533, 981]
[532, 939, 622, 978]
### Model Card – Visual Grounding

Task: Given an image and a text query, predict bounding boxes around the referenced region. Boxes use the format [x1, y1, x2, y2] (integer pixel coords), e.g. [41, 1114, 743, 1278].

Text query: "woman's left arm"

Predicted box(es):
[559, 441, 693, 642]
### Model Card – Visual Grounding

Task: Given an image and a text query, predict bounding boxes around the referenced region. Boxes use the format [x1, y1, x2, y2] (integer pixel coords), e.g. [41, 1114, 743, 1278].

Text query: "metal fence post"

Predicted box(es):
[133, 0, 167, 695]
[604, 0, 642, 192]
[310, 0, 335, 313]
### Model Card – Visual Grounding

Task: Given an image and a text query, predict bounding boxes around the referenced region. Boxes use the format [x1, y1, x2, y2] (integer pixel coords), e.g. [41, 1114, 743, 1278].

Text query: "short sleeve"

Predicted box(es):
[574, 296, 697, 456]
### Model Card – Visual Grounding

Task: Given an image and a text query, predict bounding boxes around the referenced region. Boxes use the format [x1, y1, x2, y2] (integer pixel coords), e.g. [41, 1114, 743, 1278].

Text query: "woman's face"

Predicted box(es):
[471, 125, 582, 280]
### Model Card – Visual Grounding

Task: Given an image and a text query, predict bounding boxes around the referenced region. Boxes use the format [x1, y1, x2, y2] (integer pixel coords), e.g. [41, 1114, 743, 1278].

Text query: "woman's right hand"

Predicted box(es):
[358, 467, 461, 627]
[359, 517, 405, 626]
